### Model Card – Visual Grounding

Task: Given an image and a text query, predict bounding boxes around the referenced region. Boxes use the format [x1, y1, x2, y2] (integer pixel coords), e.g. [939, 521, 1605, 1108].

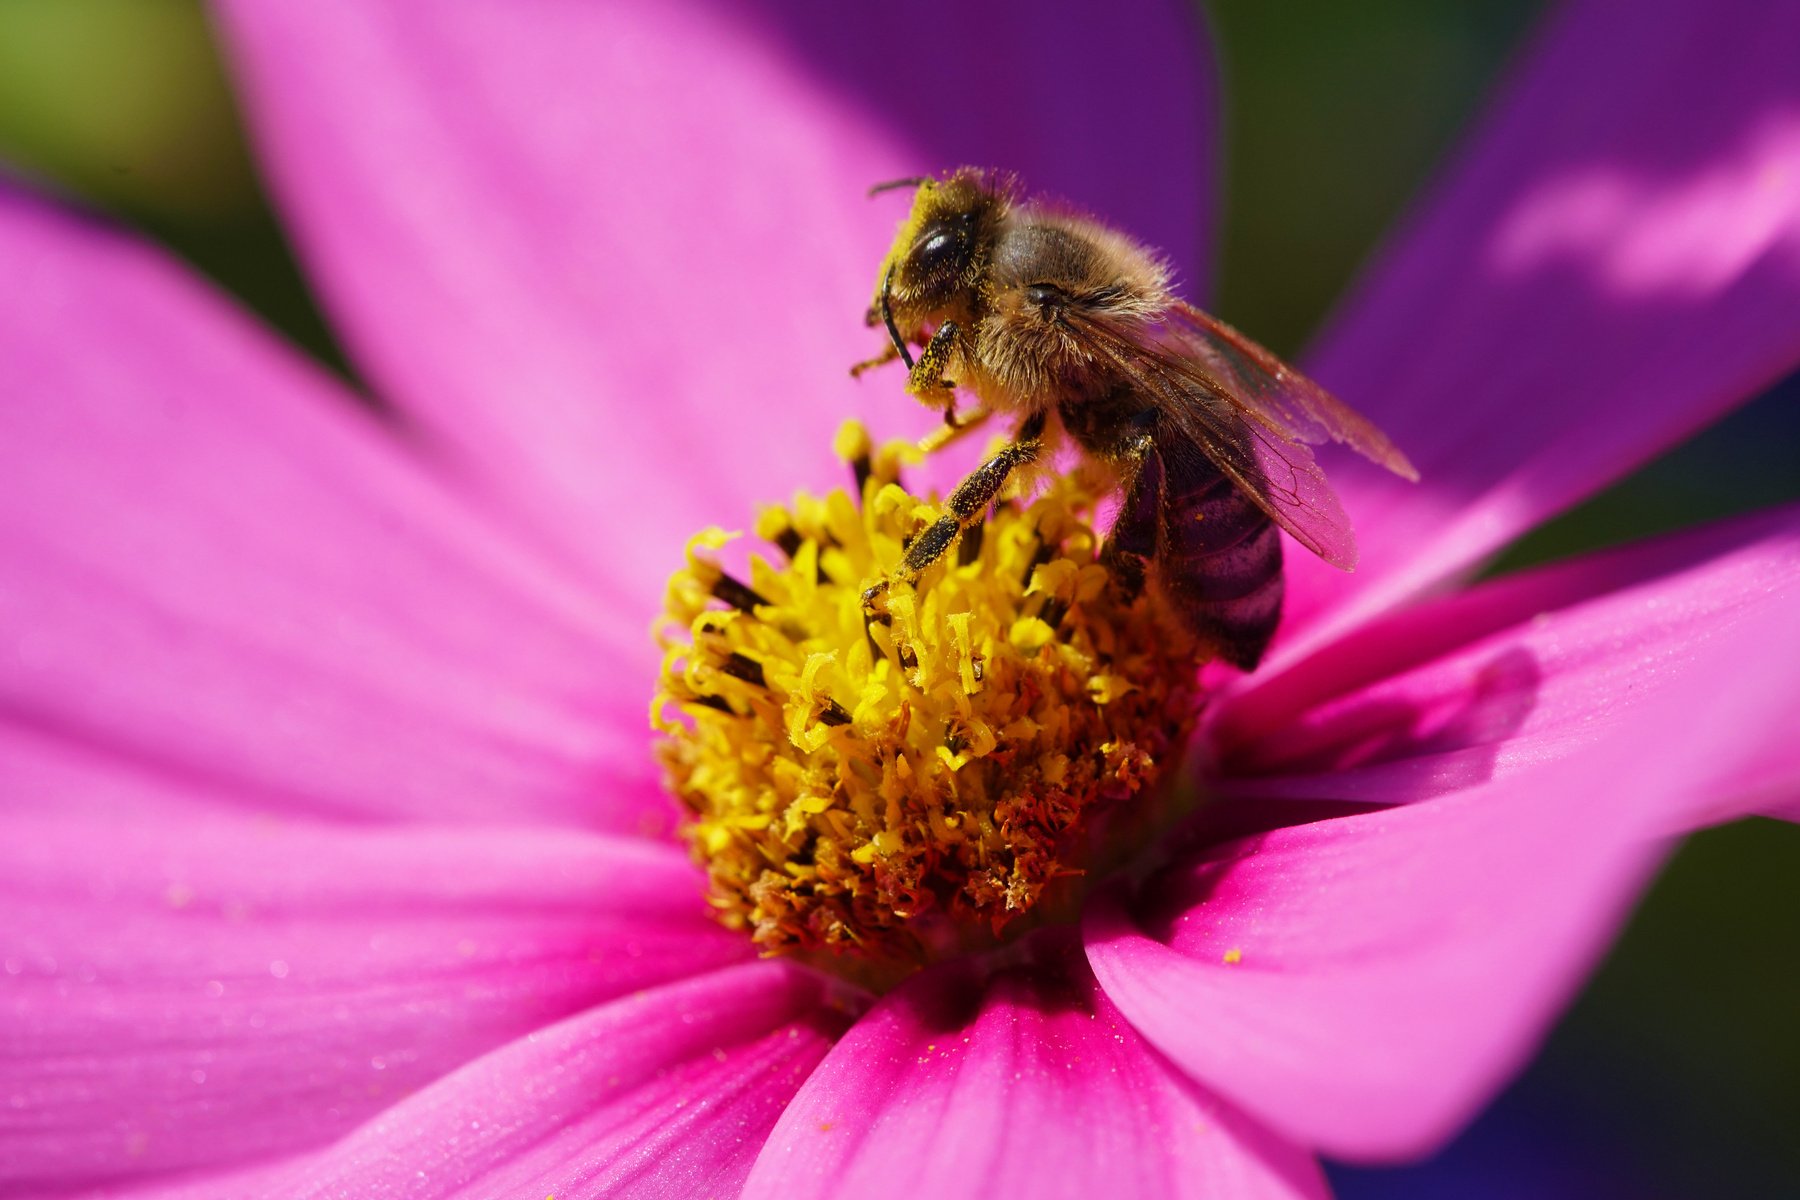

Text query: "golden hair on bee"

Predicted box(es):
[866, 169, 1175, 411]
[856, 167, 1416, 671]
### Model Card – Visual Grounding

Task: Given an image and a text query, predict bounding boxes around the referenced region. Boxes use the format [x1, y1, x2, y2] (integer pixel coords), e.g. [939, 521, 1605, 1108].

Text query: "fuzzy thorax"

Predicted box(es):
[652, 422, 1203, 988]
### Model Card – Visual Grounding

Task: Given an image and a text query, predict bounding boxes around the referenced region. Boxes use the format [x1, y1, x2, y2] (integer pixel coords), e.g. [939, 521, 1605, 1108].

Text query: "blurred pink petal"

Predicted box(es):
[1213, 504, 1800, 828]
[1, 721, 244, 822]
[0, 816, 746, 1190]
[0, 186, 670, 834]
[742, 939, 1326, 1200]
[1766, 796, 1800, 821]
[1278, 0, 1800, 659]
[83, 963, 841, 1200]
[1085, 595, 1800, 1159]
[214, 0, 1214, 619]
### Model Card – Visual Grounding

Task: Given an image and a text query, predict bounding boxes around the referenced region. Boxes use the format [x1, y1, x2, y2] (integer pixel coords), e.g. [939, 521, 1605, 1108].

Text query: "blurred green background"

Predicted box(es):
[2, 2, 1794, 1194]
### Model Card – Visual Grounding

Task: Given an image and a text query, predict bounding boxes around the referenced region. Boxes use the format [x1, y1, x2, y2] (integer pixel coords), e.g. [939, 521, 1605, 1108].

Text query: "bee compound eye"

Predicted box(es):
[909, 220, 970, 280]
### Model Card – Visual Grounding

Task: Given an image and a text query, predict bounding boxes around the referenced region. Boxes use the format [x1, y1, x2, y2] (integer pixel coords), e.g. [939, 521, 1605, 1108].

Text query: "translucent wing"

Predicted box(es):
[1059, 303, 1413, 571]
[1166, 302, 1418, 480]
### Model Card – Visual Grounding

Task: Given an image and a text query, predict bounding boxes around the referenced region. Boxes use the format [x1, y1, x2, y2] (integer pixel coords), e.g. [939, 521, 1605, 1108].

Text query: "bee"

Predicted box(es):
[853, 168, 1417, 671]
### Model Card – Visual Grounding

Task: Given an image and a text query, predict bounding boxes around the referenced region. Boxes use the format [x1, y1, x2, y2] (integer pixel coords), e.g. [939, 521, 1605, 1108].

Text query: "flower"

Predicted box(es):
[3, 0, 1799, 1196]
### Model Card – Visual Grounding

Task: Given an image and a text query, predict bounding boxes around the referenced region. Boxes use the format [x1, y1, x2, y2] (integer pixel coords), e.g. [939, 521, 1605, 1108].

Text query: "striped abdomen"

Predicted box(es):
[1111, 440, 1283, 671]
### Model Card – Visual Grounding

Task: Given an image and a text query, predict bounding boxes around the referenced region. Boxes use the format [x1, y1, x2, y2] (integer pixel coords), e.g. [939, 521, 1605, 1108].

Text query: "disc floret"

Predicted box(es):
[653, 423, 1201, 986]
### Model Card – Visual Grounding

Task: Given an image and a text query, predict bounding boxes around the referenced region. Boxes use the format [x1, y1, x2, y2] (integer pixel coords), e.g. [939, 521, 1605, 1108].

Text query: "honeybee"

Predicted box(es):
[854, 168, 1417, 671]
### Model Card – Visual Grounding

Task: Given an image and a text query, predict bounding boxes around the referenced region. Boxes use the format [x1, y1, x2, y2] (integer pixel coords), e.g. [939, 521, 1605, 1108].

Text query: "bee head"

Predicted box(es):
[870, 169, 1011, 331]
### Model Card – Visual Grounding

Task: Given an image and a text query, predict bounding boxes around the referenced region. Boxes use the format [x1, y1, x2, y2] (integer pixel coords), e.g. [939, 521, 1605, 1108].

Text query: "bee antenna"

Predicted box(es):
[878, 265, 915, 370]
[868, 176, 928, 198]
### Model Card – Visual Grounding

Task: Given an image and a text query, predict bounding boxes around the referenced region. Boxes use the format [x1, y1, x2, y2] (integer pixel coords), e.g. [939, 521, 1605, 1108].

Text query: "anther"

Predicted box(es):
[958, 519, 985, 566]
[711, 572, 769, 614]
[720, 652, 766, 688]
[771, 526, 804, 560]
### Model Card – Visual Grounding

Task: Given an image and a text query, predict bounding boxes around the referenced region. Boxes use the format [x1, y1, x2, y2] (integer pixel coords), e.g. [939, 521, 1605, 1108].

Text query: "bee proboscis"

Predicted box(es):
[855, 168, 1417, 671]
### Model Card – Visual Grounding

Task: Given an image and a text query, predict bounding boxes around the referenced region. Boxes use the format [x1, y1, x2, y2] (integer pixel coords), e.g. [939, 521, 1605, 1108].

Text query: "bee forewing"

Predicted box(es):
[1059, 305, 1366, 572]
[1170, 302, 1418, 481]
[1241, 419, 1359, 570]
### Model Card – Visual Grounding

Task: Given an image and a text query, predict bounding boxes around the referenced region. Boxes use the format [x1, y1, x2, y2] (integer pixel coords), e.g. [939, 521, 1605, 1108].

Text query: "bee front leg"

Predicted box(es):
[864, 410, 1047, 610]
[904, 321, 960, 404]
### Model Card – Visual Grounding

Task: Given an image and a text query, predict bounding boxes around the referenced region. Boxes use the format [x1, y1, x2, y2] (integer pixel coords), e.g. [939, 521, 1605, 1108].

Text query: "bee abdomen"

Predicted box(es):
[1157, 460, 1284, 671]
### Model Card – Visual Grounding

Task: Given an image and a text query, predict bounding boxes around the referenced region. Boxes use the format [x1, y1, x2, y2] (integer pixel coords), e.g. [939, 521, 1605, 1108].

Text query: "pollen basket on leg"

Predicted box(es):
[653, 422, 1201, 985]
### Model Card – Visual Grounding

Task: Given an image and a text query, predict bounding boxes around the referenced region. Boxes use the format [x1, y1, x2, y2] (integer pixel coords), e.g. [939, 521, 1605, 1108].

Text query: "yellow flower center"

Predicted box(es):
[652, 422, 1203, 989]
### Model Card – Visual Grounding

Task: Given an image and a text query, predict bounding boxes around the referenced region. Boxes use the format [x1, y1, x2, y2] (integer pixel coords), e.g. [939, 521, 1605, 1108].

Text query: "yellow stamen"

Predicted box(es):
[652, 422, 1203, 987]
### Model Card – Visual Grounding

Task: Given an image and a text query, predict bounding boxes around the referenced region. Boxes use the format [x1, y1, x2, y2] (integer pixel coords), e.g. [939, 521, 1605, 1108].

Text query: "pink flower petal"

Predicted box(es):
[1097, 513, 1800, 1160]
[742, 937, 1327, 1200]
[1278, 0, 1800, 659]
[1, 720, 240, 822]
[1085, 702, 1722, 1159]
[1213, 503, 1800, 830]
[87, 963, 845, 1200]
[214, 0, 1216, 616]
[0, 186, 670, 833]
[0, 814, 746, 1190]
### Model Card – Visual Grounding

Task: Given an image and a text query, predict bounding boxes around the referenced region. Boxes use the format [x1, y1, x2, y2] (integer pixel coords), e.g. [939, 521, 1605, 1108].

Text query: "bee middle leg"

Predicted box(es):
[849, 342, 901, 378]
[917, 403, 992, 454]
[864, 409, 1047, 608]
